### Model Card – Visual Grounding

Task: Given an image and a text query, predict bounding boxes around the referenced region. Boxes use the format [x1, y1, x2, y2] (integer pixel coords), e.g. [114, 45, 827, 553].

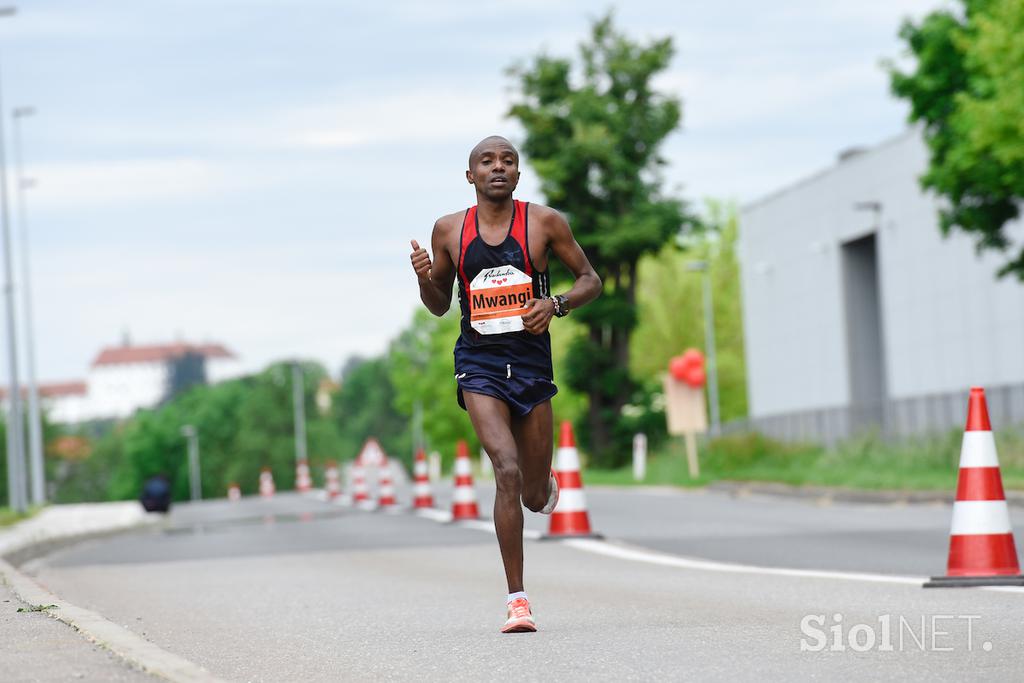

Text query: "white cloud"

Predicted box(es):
[33, 243, 423, 380]
[286, 88, 510, 150]
[28, 159, 238, 209]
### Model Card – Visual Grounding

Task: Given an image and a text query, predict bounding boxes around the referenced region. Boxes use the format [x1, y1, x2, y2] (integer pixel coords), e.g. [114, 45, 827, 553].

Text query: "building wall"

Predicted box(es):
[739, 130, 1024, 420]
[86, 361, 169, 419]
[45, 394, 89, 424]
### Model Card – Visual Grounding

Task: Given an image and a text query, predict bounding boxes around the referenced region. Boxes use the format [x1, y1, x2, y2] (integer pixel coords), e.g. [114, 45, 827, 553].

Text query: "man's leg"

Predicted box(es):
[462, 391, 524, 593]
[512, 400, 554, 512]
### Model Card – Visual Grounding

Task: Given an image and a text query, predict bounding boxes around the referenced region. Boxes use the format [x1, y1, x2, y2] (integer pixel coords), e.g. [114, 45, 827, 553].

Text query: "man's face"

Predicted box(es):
[467, 140, 520, 199]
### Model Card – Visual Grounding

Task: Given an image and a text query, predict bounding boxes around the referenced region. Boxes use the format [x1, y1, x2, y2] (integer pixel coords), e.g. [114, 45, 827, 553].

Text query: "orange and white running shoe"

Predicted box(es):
[539, 471, 559, 515]
[501, 597, 537, 633]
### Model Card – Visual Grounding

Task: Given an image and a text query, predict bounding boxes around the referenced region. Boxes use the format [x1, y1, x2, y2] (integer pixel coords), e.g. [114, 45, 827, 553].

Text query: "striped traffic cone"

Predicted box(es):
[545, 421, 601, 538]
[926, 387, 1024, 587]
[324, 461, 341, 500]
[295, 460, 313, 492]
[377, 457, 398, 509]
[258, 467, 276, 498]
[351, 460, 370, 507]
[227, 483, 241, 502]
[413, 448, 434, 509]
[451, 440, 480, 521]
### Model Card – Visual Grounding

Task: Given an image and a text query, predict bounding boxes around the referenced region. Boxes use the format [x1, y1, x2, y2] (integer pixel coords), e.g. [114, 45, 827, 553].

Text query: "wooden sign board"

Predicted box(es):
[663, 374, 708, 436]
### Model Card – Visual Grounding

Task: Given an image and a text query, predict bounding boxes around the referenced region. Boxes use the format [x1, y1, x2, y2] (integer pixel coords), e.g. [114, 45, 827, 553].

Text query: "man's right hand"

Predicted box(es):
[410, 239, 432, 283]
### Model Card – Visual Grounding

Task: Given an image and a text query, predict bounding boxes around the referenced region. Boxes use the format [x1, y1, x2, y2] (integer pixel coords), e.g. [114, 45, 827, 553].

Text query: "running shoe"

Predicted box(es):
[539, 470, 559, 515]
[501, 597, 537, 633]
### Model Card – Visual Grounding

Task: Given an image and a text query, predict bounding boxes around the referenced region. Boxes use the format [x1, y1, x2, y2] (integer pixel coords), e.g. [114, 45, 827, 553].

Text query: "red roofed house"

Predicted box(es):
[85, 341, 241, 420]
[0, 381, 89, 424]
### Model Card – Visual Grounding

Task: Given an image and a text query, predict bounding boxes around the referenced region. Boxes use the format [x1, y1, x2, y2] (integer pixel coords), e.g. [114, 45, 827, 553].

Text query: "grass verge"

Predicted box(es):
[584, 429, 1024, 491]
[0, 506, 42, 527]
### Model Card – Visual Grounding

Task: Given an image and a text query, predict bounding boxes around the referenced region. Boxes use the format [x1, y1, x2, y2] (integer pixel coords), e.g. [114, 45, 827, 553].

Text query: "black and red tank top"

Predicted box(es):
[454, 199, 553, 379]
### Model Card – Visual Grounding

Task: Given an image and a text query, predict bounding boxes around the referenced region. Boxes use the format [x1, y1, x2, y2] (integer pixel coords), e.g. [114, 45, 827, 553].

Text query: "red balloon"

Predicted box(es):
[669, 356, 687, 381]
[682, 348, 704, 370]
[684, 366, 706, 388]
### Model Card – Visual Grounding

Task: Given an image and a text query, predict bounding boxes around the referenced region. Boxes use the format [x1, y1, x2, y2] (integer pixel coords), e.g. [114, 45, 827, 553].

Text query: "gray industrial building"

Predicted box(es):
[737, 129, 1024, 444]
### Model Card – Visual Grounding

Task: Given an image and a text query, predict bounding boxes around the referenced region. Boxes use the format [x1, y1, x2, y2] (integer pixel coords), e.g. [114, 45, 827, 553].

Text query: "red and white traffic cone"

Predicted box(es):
[451, 440, 479, 521]
[926, 387, 1024, 587]
[295, 459, 313, 493]
[377, 457, 398, 509]
[351, 460, 370, 508]
[324, 461, 341, 500]
[545, 421, 601, 538]
[413, 448, 434, 509]
[227, 482, 241, 502]
[258, 467, 276, 498]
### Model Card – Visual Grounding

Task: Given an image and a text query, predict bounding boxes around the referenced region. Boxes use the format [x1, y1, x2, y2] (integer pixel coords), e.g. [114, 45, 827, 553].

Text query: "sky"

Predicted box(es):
[1, 0, 947, 383]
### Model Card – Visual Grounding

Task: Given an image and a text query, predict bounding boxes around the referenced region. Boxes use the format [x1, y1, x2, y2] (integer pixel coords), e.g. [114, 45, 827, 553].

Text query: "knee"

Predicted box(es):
[490, 453, 521, 493]
[522, 489, 547, 513]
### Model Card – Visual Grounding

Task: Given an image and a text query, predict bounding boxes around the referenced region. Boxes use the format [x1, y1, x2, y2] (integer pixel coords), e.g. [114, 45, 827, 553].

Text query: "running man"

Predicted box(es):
[409, 136, 602, 633]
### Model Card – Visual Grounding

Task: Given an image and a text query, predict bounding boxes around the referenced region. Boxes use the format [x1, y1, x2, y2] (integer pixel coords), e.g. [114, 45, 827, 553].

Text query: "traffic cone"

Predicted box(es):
[227, 482, 241, 502]
[545, 421, 601, 538]
[377, 457, 398, 509]
[451, 440, 480, 520]
[324, 461, 341, 500]
[925, 387, 1024, 587]
[295, 459, 313, 492]
[413, 448, 434, 509]
[258, 467, 276, 498]
[351, 460, 370, 507]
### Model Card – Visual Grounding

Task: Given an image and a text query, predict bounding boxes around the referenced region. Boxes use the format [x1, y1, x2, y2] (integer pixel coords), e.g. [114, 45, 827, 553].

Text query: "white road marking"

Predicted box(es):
[407, 507, 1024, 593]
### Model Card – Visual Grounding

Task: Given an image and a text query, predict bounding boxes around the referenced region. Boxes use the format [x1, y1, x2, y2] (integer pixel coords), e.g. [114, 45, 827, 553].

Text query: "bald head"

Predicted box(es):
[469, 135, 518, 168]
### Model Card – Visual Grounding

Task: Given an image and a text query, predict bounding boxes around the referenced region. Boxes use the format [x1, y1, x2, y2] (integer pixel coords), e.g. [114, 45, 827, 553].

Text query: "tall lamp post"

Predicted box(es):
[0, 5, 26, 512]
[291, 362, 307, 465]
[12, 104, 43, 505]
[181, 425, 201, 501]
[686, 260, 721, 437]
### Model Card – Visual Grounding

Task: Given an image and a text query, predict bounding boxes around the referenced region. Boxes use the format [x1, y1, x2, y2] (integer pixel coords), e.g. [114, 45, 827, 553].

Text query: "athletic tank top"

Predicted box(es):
[454, 199, 553, 379]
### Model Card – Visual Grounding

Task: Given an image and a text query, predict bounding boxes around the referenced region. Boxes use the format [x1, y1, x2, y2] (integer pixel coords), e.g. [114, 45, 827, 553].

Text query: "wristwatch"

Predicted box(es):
[550, 294, 570, 318]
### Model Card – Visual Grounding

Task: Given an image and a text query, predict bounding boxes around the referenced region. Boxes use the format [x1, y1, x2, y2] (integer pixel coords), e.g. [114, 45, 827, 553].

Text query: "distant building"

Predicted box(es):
[738, 129, 1024, 443]
[1, 381, 89, 424]
[41, 381, 89, 424]
[86, 342, 241, 420]
[7, 340, 243, 424]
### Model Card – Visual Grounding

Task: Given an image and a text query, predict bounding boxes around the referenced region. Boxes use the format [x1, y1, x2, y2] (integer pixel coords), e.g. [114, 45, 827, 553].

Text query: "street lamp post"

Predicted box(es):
[687, 260, 721, 437]
[181, 425, 201, 501]
[291, 362, 307, 464]
[12, 104, 43, 505]
[0, 5, 27, 512]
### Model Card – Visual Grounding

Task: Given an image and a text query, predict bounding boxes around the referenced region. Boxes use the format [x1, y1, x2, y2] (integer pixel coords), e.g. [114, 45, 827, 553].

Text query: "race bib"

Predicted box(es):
[468, 266, 532, 335]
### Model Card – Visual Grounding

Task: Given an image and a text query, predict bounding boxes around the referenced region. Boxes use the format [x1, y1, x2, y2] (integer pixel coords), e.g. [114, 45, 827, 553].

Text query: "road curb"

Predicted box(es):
[0, 558, 226, 682]
[0, 503, 226, 683]
[705, 481, 1024, 506]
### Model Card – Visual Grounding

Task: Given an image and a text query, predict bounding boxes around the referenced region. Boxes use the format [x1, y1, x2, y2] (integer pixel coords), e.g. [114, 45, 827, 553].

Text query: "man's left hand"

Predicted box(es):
[521, 298, 555, 335]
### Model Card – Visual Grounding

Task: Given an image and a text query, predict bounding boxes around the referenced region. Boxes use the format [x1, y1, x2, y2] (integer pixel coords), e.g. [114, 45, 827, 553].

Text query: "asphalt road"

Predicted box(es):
[429, 476, 1024, 576]
[23, 488, 1024, 681]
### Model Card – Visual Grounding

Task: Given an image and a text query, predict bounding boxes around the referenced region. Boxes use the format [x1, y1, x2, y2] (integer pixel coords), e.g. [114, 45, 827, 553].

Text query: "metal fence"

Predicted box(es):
[722, 383, 1024, 447]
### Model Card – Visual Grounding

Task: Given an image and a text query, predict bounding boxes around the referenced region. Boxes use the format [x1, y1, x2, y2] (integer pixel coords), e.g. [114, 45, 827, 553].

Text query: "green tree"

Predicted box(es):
[53, 361, 344, 503]
[630, 201, 748, 422]
[508, 13, 693, 464]
[335, 355, 411, 466]
[889, 0, 1024, 278]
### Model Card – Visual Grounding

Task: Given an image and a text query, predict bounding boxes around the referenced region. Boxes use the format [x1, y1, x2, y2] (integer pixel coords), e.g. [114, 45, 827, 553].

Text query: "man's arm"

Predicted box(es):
[521, 211, 602, 335]
[410, 218, 457, 317]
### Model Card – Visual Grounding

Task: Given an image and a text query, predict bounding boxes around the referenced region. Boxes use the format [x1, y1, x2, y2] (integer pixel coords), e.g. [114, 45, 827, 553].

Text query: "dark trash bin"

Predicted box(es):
[140, 474, 172, 513]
